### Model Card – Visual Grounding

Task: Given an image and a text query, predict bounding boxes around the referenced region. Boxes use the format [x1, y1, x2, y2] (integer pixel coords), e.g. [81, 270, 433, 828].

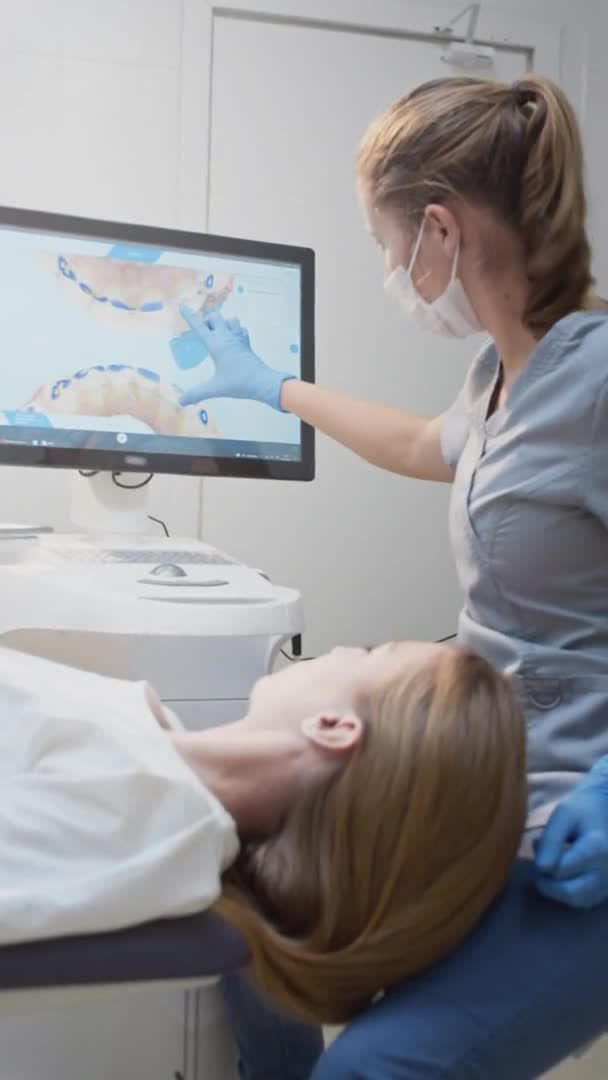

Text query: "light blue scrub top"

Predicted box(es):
[442, 311, 608, 813]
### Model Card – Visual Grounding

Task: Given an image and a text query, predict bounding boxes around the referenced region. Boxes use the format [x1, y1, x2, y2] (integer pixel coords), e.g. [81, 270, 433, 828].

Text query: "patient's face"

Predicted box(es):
[245, 641, 445, 733]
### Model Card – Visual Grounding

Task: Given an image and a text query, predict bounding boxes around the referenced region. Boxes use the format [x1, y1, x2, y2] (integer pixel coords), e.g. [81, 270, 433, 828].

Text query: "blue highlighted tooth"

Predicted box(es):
[51, 379, 71, 400]
[73, 365, 105, 379]
[107, 364, 130, 372]
[199, 409, 208, 425]
[139, 300, 164, 312]
[57, 255, 77, 280]
[170, 329, 209, 371]
[137, 367, 160, 382]
[110, 298, 136, 310]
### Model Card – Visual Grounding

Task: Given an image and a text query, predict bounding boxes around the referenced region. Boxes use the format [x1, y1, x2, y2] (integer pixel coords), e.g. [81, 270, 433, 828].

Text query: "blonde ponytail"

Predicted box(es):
[214, 649, 526, 1024]
[357, 75, 599, 336]
[513, 77, 595, 332]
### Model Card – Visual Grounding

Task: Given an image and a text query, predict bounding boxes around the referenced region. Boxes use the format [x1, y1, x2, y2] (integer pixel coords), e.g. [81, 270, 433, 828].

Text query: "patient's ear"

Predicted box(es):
[301, 711, 363, 754]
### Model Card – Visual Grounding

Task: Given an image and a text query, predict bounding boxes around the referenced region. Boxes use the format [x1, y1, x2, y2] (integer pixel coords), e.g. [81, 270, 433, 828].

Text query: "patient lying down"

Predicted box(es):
[0, 642, 525, 1024]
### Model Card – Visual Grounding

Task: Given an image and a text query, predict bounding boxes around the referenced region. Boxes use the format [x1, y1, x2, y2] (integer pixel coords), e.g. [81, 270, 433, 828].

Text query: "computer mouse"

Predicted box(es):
[149, 562, 187, 579]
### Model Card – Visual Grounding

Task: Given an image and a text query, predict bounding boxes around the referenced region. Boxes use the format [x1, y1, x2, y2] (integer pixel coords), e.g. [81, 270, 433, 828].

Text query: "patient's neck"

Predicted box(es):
[168, 724, 307, 837]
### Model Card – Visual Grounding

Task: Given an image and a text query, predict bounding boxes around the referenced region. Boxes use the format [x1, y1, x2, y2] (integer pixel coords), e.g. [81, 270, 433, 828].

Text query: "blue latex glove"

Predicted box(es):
[178, 308, 295, 411]
[534, 756, 608, 908]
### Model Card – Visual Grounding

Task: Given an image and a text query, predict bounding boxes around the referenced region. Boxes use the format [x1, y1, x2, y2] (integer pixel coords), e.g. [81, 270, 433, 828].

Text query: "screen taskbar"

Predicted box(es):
[0, 425, 303, 463]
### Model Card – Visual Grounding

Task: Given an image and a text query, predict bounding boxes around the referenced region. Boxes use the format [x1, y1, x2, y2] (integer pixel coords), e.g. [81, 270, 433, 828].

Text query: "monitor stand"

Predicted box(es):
[47, 471, 235, 566]
[6, 471, 236, 567]
[70, 470, 153, 538]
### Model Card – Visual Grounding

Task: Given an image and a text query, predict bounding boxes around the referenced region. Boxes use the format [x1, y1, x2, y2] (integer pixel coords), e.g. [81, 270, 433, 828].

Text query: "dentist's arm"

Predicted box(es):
[179, 309, 452, 482]
[280, 379, 452, 482]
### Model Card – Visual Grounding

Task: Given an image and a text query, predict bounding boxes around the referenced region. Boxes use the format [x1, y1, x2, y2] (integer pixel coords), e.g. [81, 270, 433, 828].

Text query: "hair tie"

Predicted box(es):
[511, 83, 537, 111]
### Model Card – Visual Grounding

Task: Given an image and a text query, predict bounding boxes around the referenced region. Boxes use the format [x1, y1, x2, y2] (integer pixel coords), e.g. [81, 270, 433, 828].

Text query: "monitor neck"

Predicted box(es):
[70, 470, 153, 537]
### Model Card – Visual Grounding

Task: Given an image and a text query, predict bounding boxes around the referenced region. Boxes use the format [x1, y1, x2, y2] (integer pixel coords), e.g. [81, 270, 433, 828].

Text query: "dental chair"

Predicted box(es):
[0, 912, 249, 1080]
[0, 910, 248, 995]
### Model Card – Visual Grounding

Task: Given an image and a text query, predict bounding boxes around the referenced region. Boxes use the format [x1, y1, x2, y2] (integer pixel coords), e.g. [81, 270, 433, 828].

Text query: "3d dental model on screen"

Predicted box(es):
[21, 246, 237, 436]
[41, 245, 234, 370]
[22, 365, 218, 438]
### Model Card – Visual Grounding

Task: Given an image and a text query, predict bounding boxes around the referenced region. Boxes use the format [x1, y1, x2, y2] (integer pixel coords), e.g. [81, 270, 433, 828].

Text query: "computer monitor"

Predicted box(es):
[0, 207, 315, 481]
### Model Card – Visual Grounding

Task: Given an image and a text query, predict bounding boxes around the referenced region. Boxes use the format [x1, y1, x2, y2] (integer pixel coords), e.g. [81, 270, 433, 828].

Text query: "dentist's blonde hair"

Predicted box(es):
[215, 647, 526, 1024]
[357, 75, 600, 335]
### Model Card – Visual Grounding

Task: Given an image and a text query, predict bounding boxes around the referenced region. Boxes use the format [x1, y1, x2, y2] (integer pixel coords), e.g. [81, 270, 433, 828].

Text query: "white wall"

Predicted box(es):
[0, 0, 183, 225]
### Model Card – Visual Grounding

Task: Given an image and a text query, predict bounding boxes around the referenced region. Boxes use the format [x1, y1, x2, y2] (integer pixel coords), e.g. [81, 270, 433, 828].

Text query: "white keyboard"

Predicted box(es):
[27, 536, 240, 566]
[48, 547, 235, 565]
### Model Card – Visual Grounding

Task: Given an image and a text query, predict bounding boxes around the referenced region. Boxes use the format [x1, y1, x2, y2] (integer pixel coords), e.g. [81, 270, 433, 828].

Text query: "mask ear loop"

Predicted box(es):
[408, 216, 435, 294]
[410, 213, 461, 291]
[448, 239, 461, 285]
[407, 217, 426, 275]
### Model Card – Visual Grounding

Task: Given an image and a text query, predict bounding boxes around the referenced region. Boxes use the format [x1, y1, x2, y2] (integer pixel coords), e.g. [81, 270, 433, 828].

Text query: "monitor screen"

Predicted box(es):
[0, 207, 315, 480]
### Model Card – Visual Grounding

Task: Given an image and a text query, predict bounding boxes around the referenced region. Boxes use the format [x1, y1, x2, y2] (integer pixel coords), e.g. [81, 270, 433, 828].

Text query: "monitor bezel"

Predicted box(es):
[0, 205, 315, 481]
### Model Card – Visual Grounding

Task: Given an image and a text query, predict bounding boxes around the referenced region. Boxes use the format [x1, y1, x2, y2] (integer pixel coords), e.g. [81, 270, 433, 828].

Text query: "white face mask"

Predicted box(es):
[384, 219, 483, 338]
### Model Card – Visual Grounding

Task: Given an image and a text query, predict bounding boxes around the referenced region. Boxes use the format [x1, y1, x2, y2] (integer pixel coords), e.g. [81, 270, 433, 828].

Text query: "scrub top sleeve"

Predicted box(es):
[587, 377, 608, 528]
[440, 386, 469, 470]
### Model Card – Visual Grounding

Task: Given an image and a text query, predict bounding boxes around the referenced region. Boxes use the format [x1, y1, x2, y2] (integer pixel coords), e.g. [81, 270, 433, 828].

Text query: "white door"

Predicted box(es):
[200, 2, 558, 655]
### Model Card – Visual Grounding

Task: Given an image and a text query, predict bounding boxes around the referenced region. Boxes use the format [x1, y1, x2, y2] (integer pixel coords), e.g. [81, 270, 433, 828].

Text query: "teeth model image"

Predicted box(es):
[23, 364, 218, 438]
[38, 247, 235, 372]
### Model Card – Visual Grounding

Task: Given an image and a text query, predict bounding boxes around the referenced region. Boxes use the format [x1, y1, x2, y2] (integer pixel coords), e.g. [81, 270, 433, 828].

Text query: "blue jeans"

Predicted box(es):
[220, 971, 324, 1080]
[221, 859, 608, 1079]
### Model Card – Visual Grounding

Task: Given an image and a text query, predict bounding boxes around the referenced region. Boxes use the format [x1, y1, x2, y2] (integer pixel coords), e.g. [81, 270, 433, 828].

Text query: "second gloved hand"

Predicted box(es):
[534, 756, 608, 908]
[178, 308, 295, 411]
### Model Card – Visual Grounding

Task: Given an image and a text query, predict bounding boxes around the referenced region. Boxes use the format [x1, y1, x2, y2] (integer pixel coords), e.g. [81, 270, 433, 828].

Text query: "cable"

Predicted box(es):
[436, 633, 457, 643]
[148, 514, 170, 538]
[77, 469, 154, 489]
[77, 469, 168, 535]
[111, 471, 153, 491]
[280, 649, 316, 663]
[110, 473, 170, 533]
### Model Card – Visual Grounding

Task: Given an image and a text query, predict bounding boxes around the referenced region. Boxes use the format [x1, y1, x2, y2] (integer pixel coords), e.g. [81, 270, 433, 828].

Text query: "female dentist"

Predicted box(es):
[181, 76, 608, 1079]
